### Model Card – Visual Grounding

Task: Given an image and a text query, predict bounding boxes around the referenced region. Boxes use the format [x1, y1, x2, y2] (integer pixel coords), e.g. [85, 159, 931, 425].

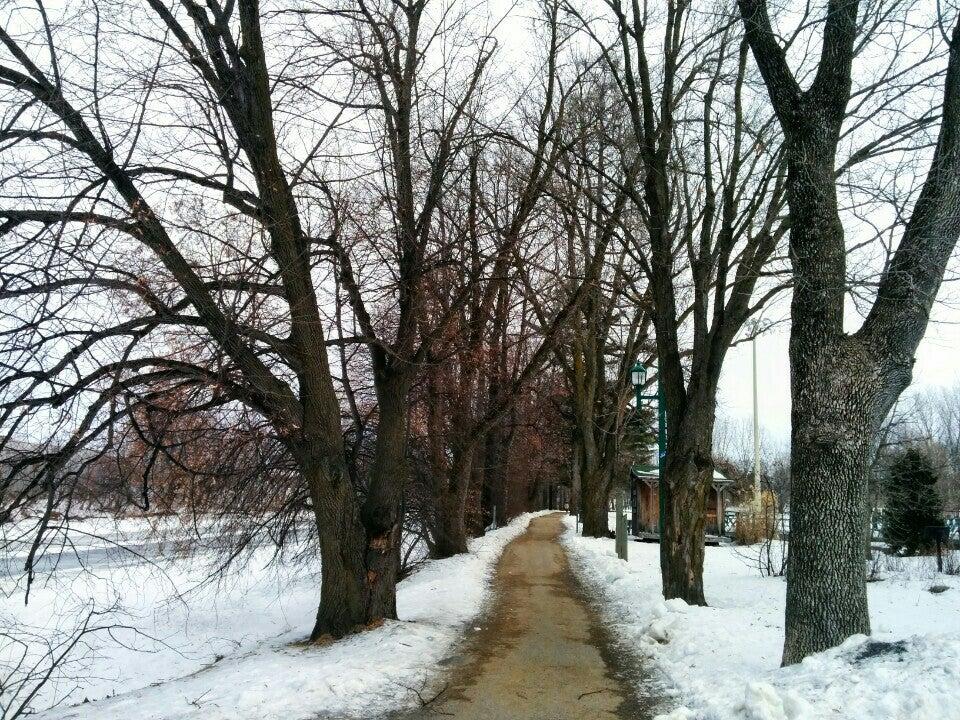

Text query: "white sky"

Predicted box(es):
[718, 294, 960, 447]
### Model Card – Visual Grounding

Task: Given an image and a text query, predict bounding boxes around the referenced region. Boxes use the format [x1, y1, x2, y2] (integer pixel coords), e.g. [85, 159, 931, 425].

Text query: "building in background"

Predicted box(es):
[630, 463, 732, 542]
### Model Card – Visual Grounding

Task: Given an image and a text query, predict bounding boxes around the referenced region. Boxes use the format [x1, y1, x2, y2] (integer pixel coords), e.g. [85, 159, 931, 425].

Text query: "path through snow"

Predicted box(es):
[393, 512, 661, 720]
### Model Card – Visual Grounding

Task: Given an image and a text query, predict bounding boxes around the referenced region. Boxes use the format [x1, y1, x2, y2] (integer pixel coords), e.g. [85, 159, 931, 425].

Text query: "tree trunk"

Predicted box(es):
[307, 459, 370, 639]
[782, 338, 880, 663]
[481, 421, 510, 528]
[430, 455, 473, 558]
[468, 455, 486, 537]
[431, 506, 469, 557]
[580, 466, 610, 537]
[654, 382, 719, 607]
[777, 120, 879, 662]
[307, 415, 406, 639]
[570, 436, 582, 515]
[660, 456, 711, 606]
[784, 438, 872, 663]
[431, 488, 470, 558]
[359, 377, 407, 622]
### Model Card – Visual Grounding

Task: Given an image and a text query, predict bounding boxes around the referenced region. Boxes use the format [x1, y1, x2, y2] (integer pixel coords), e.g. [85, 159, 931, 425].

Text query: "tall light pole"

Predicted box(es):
[632, 362, 667, 538]
[752, 337, 761, 509]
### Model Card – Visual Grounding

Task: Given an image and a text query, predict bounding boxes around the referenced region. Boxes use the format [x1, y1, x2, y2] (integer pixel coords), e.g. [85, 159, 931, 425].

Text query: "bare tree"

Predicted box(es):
[545, 62, 653, 536]
[0, 0, 457, 638]
[739, 0, 960, 663]
[305, 0, 591, 558]
[292, 0, 507, 615]
[561, 0, 792, 604]
[408, 135, 563, 555]
[0, 0, 595, 644]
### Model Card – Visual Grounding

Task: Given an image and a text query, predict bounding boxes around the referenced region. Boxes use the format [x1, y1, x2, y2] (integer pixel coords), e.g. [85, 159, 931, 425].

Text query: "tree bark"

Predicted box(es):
[308, 440, 411, 638]
[660, 472, 710, 605]
[659, 408, 716, 606]
[481, 416, 512, 529]
[580, 465, 611, 537]
[784, 375, 874, 662]
[569, 435, 583, 516]
[308, 459, 370, 638]
[779, 135, 878, 663]
[740, 0, 960, 664]
[431, 460, 472, 558]
[360, 376, 407, 622]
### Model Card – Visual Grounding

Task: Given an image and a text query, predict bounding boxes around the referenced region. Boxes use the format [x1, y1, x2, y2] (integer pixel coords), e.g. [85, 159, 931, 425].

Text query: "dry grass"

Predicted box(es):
[733, 491, 777, 545]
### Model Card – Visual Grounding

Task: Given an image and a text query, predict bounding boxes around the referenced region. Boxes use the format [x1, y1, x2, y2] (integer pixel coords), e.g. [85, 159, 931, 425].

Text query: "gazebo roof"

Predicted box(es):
[630, 462, 732, 484]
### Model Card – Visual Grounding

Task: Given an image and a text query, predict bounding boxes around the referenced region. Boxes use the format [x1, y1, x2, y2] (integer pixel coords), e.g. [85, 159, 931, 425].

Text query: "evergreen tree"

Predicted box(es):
[882, 449, 945, 555]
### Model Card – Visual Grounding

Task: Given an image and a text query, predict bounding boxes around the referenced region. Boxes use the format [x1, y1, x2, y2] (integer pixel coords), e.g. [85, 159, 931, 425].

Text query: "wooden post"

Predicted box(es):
[615, 490, 629, 561]
[716, 484, 725, 536]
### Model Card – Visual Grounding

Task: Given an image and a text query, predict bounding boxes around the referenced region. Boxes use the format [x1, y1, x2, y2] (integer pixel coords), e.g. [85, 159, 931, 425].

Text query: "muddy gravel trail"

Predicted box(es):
[392, 512, 659, 720]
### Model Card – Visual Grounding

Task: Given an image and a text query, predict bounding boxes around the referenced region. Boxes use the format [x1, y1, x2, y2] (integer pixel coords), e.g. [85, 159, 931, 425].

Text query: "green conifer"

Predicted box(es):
[882, 449, 945, 555]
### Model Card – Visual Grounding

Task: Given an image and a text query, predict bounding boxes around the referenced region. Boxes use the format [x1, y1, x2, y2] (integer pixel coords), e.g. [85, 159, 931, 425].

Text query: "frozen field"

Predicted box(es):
[1, 513, 543, 719]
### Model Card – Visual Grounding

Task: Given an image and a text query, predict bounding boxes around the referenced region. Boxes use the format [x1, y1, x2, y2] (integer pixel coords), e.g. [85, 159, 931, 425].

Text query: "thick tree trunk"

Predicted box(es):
[359, 378, 407, 622]
[430, 457, 473, 558]
[307, 459, 370, 639]
[653, 382, 719, 606]
[431, 508, 469, 557]
[307, 412, 408, 639]
[778, 125, 878, 662]
[431, 488, 470, 558]
[660, 452, 712, 606]
[580, 466, 610, 537]
[784, 424, 873, 662]
[782, 338, 881, 663]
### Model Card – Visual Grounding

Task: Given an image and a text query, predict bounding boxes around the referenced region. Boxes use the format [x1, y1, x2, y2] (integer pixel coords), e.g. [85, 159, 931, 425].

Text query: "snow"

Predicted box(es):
[561, 515, 960, 720]
[3, 512, 544, 720]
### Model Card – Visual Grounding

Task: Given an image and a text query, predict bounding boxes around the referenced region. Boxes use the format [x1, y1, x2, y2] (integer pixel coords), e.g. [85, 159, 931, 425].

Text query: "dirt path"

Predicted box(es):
[394, 513, 657, 720]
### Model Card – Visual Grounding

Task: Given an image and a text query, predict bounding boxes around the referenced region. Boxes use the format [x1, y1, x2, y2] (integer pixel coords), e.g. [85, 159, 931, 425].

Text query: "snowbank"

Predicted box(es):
[561, 516, 960, 720]
[11, 512, 543, 720]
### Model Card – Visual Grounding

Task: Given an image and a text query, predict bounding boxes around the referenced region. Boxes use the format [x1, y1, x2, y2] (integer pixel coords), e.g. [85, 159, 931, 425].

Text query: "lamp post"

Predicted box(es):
[632, 362, 667, 538]
[752, 336, 761, 511]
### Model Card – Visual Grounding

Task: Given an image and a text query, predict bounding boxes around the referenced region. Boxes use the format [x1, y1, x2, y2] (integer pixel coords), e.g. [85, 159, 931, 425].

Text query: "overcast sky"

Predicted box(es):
[717, 292, 960, 448]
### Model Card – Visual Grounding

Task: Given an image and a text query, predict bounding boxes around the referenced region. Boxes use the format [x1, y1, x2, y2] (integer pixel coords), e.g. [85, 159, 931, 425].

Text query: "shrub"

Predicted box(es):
[882, 449, 946, 556]
[734, 490, 777, 545]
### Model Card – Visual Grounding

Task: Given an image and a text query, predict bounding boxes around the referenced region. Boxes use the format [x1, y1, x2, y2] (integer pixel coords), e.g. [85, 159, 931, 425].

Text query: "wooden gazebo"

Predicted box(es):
[629, 462, 732, 541]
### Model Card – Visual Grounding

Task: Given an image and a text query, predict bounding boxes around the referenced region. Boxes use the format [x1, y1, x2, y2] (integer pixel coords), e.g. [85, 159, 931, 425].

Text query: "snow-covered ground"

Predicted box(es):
[2, 512, 543, 720]
[562, 515, 960, 720]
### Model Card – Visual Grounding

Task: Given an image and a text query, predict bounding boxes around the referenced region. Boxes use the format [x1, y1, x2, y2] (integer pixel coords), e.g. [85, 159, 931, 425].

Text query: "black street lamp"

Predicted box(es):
[632, 361, 667, 538]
